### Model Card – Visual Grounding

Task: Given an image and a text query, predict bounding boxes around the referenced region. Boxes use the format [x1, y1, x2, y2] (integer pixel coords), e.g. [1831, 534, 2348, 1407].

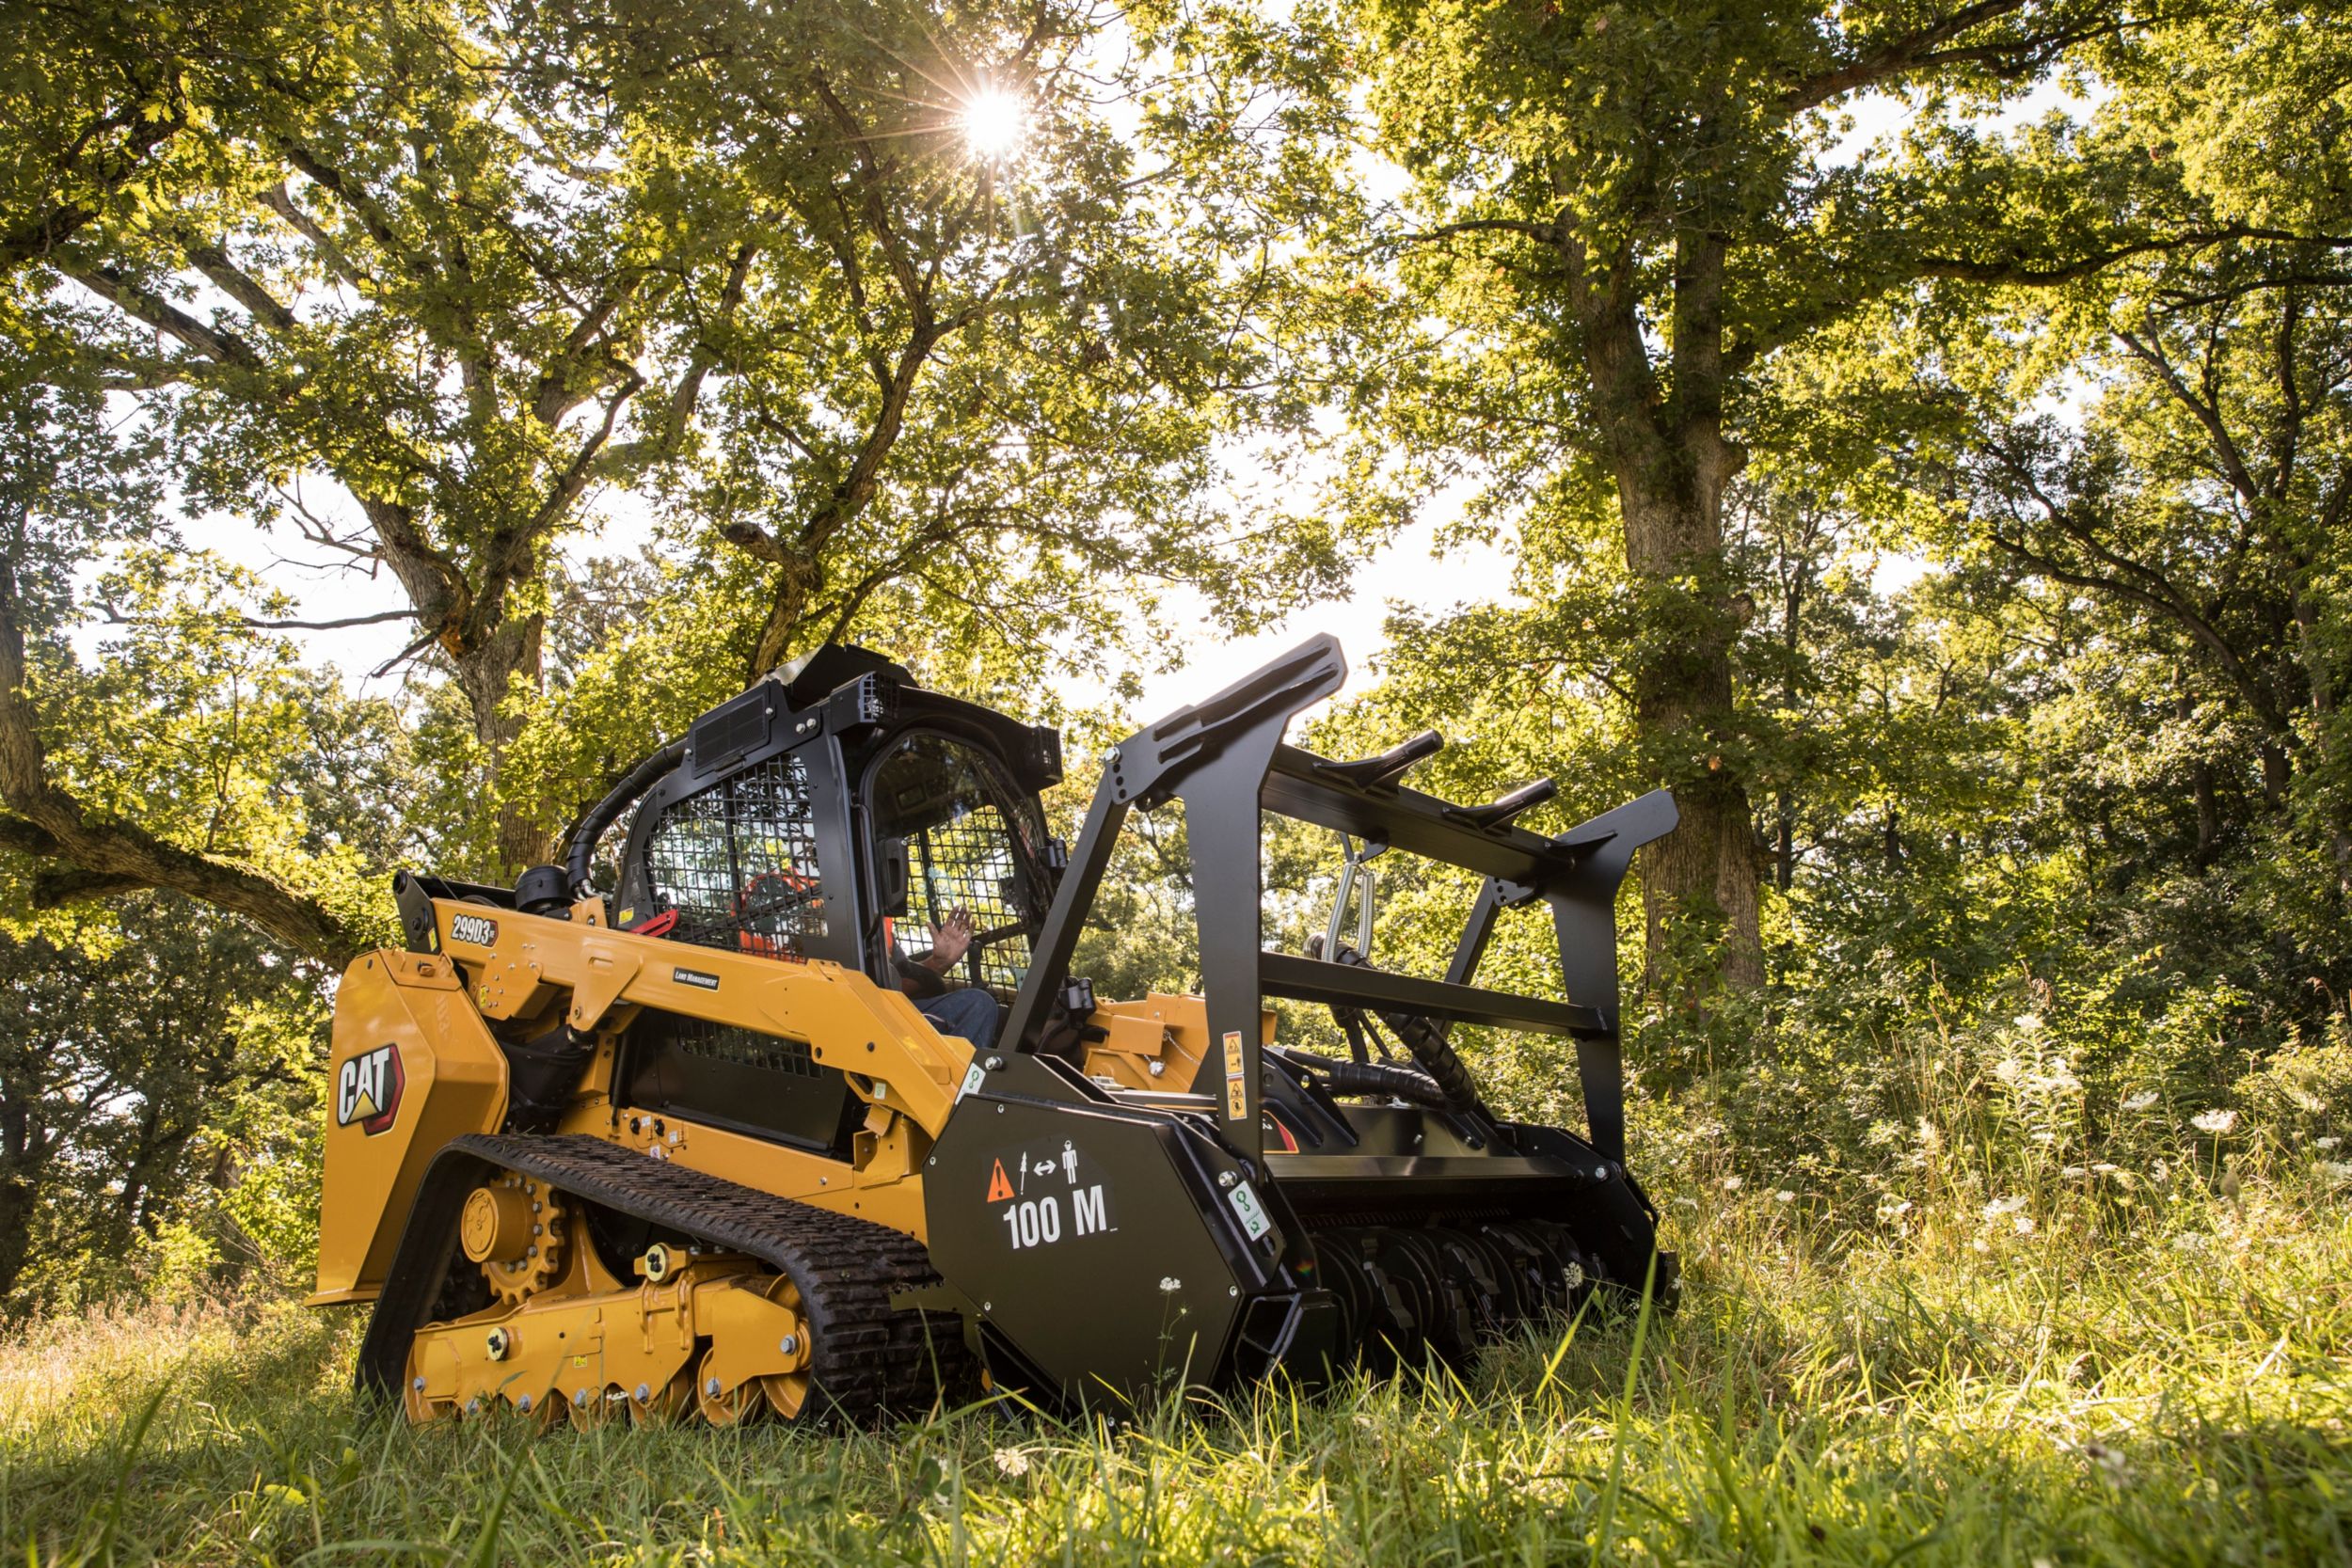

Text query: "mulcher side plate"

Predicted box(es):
[923, 1084, 1310, 1397]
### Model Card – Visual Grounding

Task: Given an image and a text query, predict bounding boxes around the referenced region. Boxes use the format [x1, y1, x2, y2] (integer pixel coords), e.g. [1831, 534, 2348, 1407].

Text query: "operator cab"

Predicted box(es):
[571, 647, 1062, 1154]
[604, 643, 1062, 1006]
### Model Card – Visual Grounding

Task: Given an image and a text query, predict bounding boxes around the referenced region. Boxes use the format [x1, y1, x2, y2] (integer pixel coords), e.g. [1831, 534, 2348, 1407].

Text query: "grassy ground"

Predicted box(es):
[2, 1180, 2347, 1566]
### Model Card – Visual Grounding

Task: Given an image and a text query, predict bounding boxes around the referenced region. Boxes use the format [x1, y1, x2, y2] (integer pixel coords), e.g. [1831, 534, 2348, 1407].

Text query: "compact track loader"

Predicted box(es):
[312, 635, 1679, 1425]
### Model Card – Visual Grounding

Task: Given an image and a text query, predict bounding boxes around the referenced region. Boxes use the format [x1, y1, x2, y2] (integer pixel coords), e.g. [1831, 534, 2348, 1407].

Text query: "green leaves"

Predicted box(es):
[8, 0, 1395, 882]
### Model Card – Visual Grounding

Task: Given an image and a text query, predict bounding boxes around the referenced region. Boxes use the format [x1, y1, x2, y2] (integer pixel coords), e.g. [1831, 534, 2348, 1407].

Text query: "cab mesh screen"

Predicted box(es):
[875, 734, 1047, 993]
[900, 802, 1032, 990]
[641, 753, 826, 957]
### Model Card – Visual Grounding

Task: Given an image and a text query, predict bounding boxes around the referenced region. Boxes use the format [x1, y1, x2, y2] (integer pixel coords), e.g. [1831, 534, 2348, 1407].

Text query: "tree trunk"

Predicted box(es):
[2292, 585, 2352, 885]
[1774, 789, 1796, 892]
[450, 614, 549, 876]
[0, 1095, 39, 1304]
[1774, 555, 1807, 893]
[1580, 221, 1764, 993]
[2179, 684, 2218, 867]
[746, 552, 820, 688]
[1620, 491, 1763, 990]
[2260, 741, 2291, 808]
[0, 1175, 30, 1304]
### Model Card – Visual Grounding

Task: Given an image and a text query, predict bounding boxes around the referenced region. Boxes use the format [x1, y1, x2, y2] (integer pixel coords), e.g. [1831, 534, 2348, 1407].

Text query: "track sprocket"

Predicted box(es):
[472, 1169, 569, 1307]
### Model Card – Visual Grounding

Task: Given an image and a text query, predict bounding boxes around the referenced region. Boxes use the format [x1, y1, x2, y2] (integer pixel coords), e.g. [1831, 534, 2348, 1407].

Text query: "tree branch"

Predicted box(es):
[98, 605, 419, 632]
[0, 107, 185, 275]
[2115, 322, 2262, 505]
[258, 182, 367, 287]
[1781, 0, 2031, 112]
[0, 566, 358, 960]
[177, 236, 297, 334]
[59, 262, 266, 371]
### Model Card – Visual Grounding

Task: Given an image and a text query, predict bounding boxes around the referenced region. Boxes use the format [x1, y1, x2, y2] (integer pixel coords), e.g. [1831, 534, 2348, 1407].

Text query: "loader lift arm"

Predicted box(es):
[999, 633, 1678, 1170]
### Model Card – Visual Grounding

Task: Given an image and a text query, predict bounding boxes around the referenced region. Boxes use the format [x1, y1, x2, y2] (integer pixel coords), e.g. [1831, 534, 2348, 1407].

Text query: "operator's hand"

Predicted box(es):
[922, 906, 975, 970]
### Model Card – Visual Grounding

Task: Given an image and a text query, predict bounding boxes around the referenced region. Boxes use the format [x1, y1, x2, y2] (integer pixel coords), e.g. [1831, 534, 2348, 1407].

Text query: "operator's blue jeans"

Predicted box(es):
[917, 987, 1000, 1053]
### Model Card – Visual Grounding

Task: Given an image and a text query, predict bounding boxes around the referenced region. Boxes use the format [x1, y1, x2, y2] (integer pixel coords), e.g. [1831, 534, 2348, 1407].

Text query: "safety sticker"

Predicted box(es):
[1228, 1180, 1272, 1242]
[988, 1137, 1116, 1251]
[1222, 1030, 1248, 1120]
[957, 1061, 987, 1102]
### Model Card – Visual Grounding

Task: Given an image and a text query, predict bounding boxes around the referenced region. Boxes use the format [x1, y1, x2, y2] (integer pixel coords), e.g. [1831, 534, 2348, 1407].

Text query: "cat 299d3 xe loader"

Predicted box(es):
[310, 635, 1679, 1426]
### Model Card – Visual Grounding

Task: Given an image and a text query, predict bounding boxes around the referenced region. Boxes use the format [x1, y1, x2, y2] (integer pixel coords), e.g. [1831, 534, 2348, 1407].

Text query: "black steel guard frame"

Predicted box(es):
[1001, 634, 1679, 1170]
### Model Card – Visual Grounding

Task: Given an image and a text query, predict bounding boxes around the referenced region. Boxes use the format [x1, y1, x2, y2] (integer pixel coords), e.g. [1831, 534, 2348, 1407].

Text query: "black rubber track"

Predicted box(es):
[358, 1132, 971, 1424]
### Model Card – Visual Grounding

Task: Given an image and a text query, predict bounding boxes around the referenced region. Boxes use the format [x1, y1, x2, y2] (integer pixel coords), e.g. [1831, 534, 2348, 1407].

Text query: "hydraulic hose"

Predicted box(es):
[1329, 942, 1502, 1130]
[563, 738, 686, 896]
[1271, 1047, 1450, 1109]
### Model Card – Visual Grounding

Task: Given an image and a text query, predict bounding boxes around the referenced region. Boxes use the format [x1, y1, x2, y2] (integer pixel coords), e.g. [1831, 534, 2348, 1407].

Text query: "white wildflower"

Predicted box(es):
[2014, 1012, 2044, 1033]
[2060, 1165, 2087, 1180]
[1672, 1196, 1699, 1211]
[1994, 1057, 2024, 1085]
[1878, 1198, 1914, 1220]
[2316, 1160, 2352, 1182]
[2082, 1441, 2132, 1481]
[2318, 1136, 2341, 1150]
[1984, 1195, 2028, 1218]
[1775, 1190, 1796, 1204]
[2173, 1231, 2212, 1254]
[2092, 1162, 2120, 1174]
[2291, 1088, 2326, 1114]
[2013, 1214, 2036, 1235]
[2031, 1131, 2056, 1144]
[2191, 1109, 2237, 1135]
[2152, 1158, 2170, 1182]
[2122, 1090, 2159, 1113]
[993, 1447, 1030, 1477]
[1721, 1175, 1742, 1192]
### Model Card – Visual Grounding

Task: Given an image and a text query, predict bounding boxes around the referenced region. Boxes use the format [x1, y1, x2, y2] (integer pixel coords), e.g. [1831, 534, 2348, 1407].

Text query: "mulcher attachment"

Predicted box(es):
[937, 633, 1684, 1398]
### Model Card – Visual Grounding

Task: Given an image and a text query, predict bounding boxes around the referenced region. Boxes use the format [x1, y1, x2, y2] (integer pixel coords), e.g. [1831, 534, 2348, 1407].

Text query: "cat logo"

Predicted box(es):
[335, 1043, 405, 1135]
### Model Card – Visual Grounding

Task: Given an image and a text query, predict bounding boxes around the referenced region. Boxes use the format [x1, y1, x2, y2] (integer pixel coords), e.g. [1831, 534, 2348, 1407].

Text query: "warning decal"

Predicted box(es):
[1222, 1030, 1248, 1120]
[989, 1137, 1117, 1251]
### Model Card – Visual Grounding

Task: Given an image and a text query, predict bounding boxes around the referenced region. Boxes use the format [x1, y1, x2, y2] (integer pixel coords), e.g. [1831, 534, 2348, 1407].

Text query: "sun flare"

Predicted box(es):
[959, 88, 1025, 159]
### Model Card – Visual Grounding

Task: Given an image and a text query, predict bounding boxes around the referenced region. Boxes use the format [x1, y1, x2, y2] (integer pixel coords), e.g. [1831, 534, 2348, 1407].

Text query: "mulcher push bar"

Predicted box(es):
[1002, 633, 1679, 1168]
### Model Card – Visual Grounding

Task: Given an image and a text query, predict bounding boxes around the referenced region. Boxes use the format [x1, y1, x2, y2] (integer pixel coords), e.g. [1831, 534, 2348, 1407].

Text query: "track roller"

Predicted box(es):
[389, 1140, 981, 1428]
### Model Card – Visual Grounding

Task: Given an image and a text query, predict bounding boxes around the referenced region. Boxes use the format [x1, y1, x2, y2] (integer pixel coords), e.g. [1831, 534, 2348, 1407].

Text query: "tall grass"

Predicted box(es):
[3, 1167, 2346, 1566]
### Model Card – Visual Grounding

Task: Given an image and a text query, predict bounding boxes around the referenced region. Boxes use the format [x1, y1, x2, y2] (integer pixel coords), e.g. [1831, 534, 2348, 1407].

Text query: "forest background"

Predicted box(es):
[2, 0, 2350, 1354]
